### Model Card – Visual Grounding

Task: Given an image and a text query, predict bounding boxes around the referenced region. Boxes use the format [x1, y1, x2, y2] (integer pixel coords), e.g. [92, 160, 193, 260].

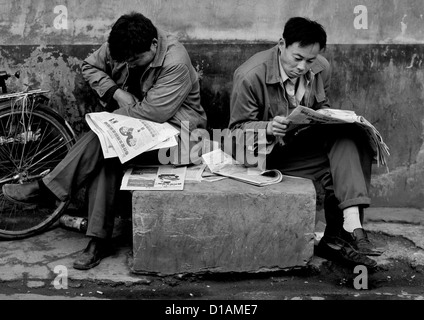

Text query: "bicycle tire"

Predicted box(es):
[0, 95, 76, 240]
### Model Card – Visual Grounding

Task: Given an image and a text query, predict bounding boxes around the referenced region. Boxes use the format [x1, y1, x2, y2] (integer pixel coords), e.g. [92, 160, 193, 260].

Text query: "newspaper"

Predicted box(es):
[201, 149, 283, 187]
[285, 106, 390, 167]
[85, 112, 179, 163]
[120, 165, 186, 190]
[185, 164, 207, 183]
[201, 167, 228, 182]
[184, 164, 229, 183]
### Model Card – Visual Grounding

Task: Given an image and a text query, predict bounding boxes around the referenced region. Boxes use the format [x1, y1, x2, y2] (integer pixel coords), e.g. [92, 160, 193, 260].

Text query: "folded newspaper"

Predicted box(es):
[285, 106, 390, 167]
[86, 112, 179, 163]
[201, 149, 283, 187]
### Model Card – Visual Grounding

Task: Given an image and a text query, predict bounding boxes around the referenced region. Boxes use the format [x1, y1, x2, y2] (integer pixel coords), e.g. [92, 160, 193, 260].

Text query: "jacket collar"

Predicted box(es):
[151, 28, 168, 68]
[265, 46, 281, 84]
[265, 44, 326, 84]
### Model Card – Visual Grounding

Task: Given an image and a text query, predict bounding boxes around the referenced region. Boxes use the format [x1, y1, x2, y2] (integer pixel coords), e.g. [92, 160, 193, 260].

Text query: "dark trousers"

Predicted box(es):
[42, 131, 157, 239]
[266, 124, 373, 237]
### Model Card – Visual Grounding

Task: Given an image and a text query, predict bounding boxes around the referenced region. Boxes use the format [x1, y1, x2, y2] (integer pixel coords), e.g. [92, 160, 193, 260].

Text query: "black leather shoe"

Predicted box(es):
[339, 228, 385, 256]
[73, 238, 113, 270]
[2, 181, 42, 205]
[317, 237, 378, 269]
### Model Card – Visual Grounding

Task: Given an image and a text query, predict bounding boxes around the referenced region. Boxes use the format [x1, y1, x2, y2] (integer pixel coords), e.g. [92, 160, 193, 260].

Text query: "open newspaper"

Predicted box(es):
[121, 165, 186, 191]
[85, 112, 179, 163]
[285, 106, 390, 167]
[202, 149, 283, 187]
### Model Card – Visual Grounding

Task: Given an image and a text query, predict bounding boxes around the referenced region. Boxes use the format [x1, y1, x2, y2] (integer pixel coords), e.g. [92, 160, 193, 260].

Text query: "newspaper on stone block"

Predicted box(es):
[85, 112, 179, 163]
[201, 149, 283, 187]
[120, 165, 186, 191]
[284, 106, 390, 167]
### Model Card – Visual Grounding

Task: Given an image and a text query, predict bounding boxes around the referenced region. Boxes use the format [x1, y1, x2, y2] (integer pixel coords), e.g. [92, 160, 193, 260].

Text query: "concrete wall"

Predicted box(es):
[2, 0, 424, 44]
[0, 0, 423, 208]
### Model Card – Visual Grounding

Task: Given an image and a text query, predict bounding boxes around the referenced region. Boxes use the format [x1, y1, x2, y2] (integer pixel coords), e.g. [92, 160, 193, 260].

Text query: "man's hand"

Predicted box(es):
[266, 115, 291, 138]
[113, 89, 139, 108]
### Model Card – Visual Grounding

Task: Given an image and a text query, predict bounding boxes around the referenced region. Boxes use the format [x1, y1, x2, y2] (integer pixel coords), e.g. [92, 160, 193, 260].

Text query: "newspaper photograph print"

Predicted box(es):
[85, 112, 179, 163]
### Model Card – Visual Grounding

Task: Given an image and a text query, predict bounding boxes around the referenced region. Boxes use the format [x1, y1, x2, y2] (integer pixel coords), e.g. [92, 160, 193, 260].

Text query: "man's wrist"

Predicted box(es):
[104, 85, 119, 103]
[266, 121, 273, 136]
[112, 87, 123, 100]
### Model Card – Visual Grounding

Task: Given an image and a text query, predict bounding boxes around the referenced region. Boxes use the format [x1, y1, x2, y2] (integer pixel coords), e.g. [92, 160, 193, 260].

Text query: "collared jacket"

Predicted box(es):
[82, 28, 207, 164]
[228, 44, 331, 166]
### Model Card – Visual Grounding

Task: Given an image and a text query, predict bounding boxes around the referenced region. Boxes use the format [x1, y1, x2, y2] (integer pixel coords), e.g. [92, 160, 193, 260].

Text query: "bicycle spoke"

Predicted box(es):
[22, 130, 68, 165]
[0, 95, 75, 239]
[21, 115, 46, 157]
[24, 138, 72, 172]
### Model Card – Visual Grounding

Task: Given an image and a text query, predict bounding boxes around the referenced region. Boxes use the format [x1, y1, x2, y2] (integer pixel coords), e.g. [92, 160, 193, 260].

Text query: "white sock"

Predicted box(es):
[343, 206, 362, 232]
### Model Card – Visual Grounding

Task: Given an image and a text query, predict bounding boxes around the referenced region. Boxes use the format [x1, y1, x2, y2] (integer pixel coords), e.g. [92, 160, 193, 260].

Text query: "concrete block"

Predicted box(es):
[131, 176, 316, 275]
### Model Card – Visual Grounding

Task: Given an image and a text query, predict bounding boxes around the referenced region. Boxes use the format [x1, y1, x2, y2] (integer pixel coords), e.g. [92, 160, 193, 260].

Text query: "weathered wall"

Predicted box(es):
[0, 0, 423, 208]
[1, 0, 424, 44]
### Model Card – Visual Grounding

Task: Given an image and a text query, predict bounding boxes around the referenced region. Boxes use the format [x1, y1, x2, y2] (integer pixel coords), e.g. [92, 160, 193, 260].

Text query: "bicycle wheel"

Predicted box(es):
[0, 95, 75, 240]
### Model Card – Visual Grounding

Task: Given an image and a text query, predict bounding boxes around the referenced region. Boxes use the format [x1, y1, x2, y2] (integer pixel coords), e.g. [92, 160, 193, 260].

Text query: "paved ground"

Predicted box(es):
[1, 207, 424, 306]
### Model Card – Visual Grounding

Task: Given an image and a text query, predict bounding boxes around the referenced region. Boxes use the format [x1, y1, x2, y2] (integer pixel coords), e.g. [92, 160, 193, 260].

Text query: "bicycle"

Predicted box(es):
[0, 70, 76, 240]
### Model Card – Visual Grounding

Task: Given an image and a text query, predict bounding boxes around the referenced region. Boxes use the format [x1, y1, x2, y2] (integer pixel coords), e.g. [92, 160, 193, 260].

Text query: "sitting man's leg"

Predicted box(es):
[2, 131, 105, 205]
[326, 135, 385, 257]
[2, 131, 117, 270]
[73, 157, 123, 270]
[72, 148, 160, 270]
[267, 126, 381, 268]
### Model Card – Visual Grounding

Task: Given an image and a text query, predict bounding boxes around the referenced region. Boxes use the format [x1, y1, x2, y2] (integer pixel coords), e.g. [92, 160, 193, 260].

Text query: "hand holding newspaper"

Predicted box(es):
[201, 149, 283, 187]
[85, 112, 179, 163]
[284, 106, 390, 167]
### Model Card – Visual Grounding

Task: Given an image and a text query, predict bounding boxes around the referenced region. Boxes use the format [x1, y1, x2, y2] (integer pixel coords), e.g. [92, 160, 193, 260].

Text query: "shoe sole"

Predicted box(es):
[360, 250, 384, 257]
[72, 249, 114, 271]
[73, 258, 102, 270]
[318, 240, 378, 268]
[335, 237, 384, 257]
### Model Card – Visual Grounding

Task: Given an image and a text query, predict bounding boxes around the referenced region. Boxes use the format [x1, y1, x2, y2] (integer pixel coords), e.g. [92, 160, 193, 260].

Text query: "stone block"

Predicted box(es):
[131, 176, 316, 275]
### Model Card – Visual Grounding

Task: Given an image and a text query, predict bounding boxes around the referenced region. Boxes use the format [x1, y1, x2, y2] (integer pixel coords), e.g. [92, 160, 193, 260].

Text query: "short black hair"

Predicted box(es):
[282, 17, 327, 50]
[108, 12, 158, 62]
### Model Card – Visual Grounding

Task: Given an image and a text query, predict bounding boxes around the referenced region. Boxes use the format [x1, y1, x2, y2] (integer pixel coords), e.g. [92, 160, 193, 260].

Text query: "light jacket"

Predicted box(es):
[82, 28, 207, 165]
[228, 44, 331, 167]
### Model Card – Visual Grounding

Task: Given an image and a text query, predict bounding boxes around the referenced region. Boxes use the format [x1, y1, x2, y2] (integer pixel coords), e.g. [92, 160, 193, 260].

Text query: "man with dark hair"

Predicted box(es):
[2, 12, 207, 270]
[229, 17, 384, 268]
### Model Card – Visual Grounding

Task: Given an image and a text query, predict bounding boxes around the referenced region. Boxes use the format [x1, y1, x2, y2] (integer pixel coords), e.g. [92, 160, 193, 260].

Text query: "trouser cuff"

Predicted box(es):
[338, 197, 371, 210]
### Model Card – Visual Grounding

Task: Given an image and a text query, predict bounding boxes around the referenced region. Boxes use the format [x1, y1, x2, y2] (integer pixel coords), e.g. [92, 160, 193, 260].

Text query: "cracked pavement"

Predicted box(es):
[1, 207, 424, 301]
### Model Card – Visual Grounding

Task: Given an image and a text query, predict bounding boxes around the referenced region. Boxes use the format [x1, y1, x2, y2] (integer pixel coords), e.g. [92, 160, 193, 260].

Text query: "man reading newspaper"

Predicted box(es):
[2, 12, 207, 270]
[229, 17, 385, 268]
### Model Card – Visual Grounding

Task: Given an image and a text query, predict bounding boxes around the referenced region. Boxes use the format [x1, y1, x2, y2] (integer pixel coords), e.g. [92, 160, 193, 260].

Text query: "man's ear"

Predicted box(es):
[278, 38, 286, 49]
[151, 38, 158, 48]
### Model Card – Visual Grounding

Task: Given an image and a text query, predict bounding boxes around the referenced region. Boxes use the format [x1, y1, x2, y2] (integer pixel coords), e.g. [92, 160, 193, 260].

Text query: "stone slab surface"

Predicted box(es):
[131, 176, 316, 275]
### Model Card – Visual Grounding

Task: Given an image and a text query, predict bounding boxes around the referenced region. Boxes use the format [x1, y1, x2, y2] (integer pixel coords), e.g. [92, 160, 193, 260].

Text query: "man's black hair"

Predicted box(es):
[283, 17, 327, 50]
[108, 12, 158, 62]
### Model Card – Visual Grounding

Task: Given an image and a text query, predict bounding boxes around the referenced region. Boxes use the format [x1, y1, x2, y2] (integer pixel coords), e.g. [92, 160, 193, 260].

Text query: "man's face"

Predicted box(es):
[126, 39, 158, 68]
[279, 41, 321, 79]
